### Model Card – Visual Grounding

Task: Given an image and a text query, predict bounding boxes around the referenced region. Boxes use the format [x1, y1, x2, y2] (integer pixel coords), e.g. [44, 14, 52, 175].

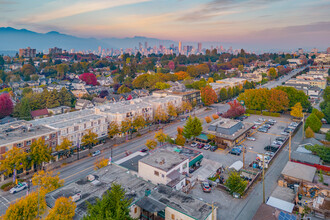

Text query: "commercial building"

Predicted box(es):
[153, 88, 202, 107]
[45, 164, 216, 220]
[285, 78, 326, 90]
[216, 78, 247, 88]
[141, 95, 182, 116]
[31, 109, 107, 146]
[48, 47, 62, 54]
[0, 120, 57, 155]
[95, 99, 153, 125]
[206, 118, 254, 149]
[19, 47, 36, 58]
[138, 149, 189, 190]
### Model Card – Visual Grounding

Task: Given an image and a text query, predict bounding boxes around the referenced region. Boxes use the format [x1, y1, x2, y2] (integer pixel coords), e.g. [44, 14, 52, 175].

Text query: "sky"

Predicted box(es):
[0, 0, 330, 50]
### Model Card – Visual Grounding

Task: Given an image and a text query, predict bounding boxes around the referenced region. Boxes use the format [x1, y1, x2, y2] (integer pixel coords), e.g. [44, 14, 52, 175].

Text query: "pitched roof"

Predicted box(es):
[291, 151, 321, 165]
[31, 109, 49, 118]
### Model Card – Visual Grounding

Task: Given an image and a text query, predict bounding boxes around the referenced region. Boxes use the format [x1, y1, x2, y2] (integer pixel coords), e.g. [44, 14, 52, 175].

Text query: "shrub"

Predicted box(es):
[255, 110, 262, 115]
[205, 116, 212, 123]
[262, 112, 270, 116]
[305, 127, 315, 138]
[212, 114, 219, 120]
[270, 113, 280, 117]
[1, 182, 15, 191]
[94, 157, 108, 170]
[326, 131, 330, 142]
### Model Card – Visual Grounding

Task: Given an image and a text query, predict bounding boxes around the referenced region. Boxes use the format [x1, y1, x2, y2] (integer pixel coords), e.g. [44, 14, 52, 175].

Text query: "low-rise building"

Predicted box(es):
[285, 78, 326, 90]
[31, 109, 107, 146]
[153, 88, 202, 107]
[47, 106, 71, 115]
[75, 99, 94, 110]
[281, 161, 316, 184]
[216, 78, 247, 88]
[31, 109, 49, 119]
[141, 95, 182, 117]
[138, 149, 189, 190]
[206, 118, 254, 149]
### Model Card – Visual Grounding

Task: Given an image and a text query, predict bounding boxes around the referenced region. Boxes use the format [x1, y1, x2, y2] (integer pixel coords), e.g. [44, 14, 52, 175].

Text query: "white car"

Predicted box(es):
[269, 119, 277, 123]
[254, 121, 262, 125]
[191, 142, 198, 147]
[281, 131, 290, 136]
[246, 137, 256, 141]
[92, 150, 101, 157]
[258, 118, 266, 122]
[204, 144, 211, 150]
[9, 182, 28, 194]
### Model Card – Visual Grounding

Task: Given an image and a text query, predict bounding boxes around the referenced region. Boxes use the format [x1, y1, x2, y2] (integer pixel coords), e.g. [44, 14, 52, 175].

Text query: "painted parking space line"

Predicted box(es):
[278, 121, 291, 124]
[266, 133, 282, 137]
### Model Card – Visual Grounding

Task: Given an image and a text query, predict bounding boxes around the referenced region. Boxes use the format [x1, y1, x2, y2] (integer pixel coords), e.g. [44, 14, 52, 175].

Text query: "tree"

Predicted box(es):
[83, 183, 133, 220]
[133, 115, 146, 130]
[167, 102, 177, 118]
[18, 97, 32, 120]
[175, 134, 186, 146]
[3, 191, 46, 220]
[32, 170, 64, 194]
[201, 85, 217, 106]
[181, 101, 192, 113]
[30, 138, 52, 170]
[207, 134, 216, 144]
[183, 117, 203, 140]
[0, 147, 28, 179]
[82, 130, 98, 149]
[326, 130, 330, 141]
[0, 93, 13, 118]
[212, 114, 219, 120]
[219, 88, 228, 101]
[108, 121, 120, 138]
[223, 100, 246, 118]
[290, 102, 303, 118]
[276, 86, 310, 109]
[207, 77, 214, 83]
[46, 89, 60, 108]
[267, 88, 289, 112]
[304, 113, 322, 132]
[94, 157, 109, 170]
[268, 67, 277, 80]
[227, 87, 233, 99]
[145, 139, 157, 150]
[305, 127, 315, 138]
[177, 126, 184, 135]
[305, 144, 330, 163]
[57, 64, 69, 79]
[154, 106, 168, 122]
[312, 108, 325, 120]
[174, 71, 189, 80]
[79, 73, 98, 86]
[225, 171, 248, 195]
[238, 88, 269, 111]
[56, 138, 72, 152]
[59, 87, 72, 106]
[117, 85, 132, 94]
[154, 130, 167, 145]
[21, 64, 36, 79]
[205, 116, 212, 123]
[154, 82, 171, 90]
[46, 197, 76, 220]
[120, 118, 132, 134]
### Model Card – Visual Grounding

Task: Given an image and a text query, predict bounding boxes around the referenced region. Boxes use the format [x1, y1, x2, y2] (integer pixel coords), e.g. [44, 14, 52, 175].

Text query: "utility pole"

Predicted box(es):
[242, 147, 245, 169]
[212, 202, 214, 220]
[289, 132, 292, 161]
[302, 113, 305, 140]
[262, 154, 265, 203]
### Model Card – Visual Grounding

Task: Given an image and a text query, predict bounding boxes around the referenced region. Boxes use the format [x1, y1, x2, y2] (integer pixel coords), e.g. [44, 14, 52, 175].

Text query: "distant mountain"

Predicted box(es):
[0, 27, 177, 52]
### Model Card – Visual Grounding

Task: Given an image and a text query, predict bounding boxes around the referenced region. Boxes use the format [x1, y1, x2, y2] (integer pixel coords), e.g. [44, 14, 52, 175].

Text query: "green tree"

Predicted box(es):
[167, 102, 177, 118]
[18, 98, 32, 120]
[57, 64, 69, 79]
[268, 67, 277, 80]
[46, 89, 61, 108]
[83, 183, 134, 220]
[219, 88, 228, 101]
[121, 118, 132, 134]
[145, 139, 157, 150]
[290, 102, 303, 118]
[154, 82, 171, 90]
[46, 197, 76, 220]
[305, 144, 330, 163]
[312, 108, 325, 120]
[30, 138, 52, 170]
[225, 171, 248, 195]
[304, 113, 322, 132]
[117, 85, 132, 94]
[133, 115, 146, 130]
[59, 87, 72, 106]
[326, 130, 330, 141]
[108, 121, 120, 138]
[56, 138, 72, 152]
[276, 86, 310, 109]
[154, 130, 168, 145]
[32, 170, 64, 194]
[305, 127, 315, 138]
[227, 87, 233, 99]
[183, 117, 203, 140]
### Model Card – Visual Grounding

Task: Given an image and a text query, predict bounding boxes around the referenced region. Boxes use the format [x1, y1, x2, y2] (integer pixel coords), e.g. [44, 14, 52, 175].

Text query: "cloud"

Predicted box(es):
[20, 0, 151, 23]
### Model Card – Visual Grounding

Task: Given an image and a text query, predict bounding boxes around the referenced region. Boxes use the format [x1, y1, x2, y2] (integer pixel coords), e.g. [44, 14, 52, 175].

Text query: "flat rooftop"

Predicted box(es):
[210, 118, 240, 129]
[96, 99, 153, 114]
[161, 144, 202, 161]
[139, 149, 189, 172]
[281, 161, 316, 182]
[0, 120, 56, 146]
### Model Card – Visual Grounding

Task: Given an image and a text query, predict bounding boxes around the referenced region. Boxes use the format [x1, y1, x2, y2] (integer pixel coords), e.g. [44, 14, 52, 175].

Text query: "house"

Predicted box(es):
[253, 203, 298, 220]
[206, 118, 254, 149]
[47, 106, 71, 115]
[31, 109, 49, 119]
[216, 78, 247, 88]
[138, 149, 189, 190]
[97, 76, 113, 86]
[75, 99, 94, 110]
[281, 161, 316, 183]
[92, 97, 108, 106]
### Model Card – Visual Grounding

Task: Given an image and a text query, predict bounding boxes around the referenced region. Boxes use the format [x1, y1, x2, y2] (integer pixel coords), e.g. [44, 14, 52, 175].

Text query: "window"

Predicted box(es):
[52, 134, 56, 138]
[26, 140, 32, 146]
[17, 143, 23, 148]
[183, 163, 187, 169]
[161, 174, 164, 178]
[134, 207, 137, 213]
[171, 214, 175, 220]
[154, 171, 159, 176]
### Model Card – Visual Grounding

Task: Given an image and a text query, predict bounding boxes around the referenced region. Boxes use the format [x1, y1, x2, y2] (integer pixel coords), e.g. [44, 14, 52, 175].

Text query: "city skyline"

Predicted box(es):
[0, 0, 329, 50]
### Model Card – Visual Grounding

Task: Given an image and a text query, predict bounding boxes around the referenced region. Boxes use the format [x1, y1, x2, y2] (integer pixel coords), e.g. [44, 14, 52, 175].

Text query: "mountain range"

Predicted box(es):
[0, 27, 176, 52]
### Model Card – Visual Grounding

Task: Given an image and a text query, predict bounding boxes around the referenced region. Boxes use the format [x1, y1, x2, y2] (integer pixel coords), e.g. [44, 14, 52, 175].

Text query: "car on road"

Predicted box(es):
[254, 121, 262, 125]
[180, 118, 186, 122]
[201, 181, 211, 193]
[191, 142, 198, 148]
[140, 148, 148, 152]
[204, 144, 211, 150]
[246, 137, 256, 141]
[229, 147, 241, 155]
[210, 145, 218, 152]
[92, 150, 101, 157]
[258, 128, 268, 133]
[264, 145, 279, 153]
[9, 182, 28, 194]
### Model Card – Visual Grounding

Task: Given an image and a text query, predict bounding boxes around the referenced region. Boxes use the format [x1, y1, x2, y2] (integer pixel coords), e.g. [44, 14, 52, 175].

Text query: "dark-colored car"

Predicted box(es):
[197, 144, 204, 149]
[264, 145, 279, 153]
[229, 147, 241, 155]
[210, 146, 218, 152]
[265, 121, 275, 125]
[201, 182, 211, 193]
[276, 137, 286, 142]
[284, 127, 294, 133]
[140, 148, 148, 152]
[258, 128, 268, 133]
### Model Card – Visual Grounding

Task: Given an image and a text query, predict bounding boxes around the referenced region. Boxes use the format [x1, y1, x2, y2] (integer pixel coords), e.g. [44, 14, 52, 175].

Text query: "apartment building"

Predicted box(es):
[19, 47, 36, 58]
[141, 95, 182, 116]
[153, 89, 202, 107]
[95, 99, 153, 125]
[31, 110, 107, 146]
[285, 78, 326, 90]
[216, 77, 247, 88]
[0, 120, 57, 155]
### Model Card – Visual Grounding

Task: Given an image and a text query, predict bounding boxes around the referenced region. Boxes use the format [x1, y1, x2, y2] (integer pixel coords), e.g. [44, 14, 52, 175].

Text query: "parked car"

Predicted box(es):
[252, 125, 257, 129]
[321, 118, 327, 124]
[210, 145, 218, 152]
[284, 127, 294, 133]
[258, 128, 268, 133]
[289, 122, 298, 127]
[276, 137, 286, 142]
[246, 137, 256, 141]
[229, 147, 241, 155]
[191, 142, 198, 148]
[262, 124, 271, 129]
[281, 131, 290, 136]
[264, 145, 279, 153]
[204, 144, 211, 150]
[258, 118, 266, 121]
[254, 121, 262, 125]
[265, 152, 275, 157]
[269, 119, 277, 123]
[197, 143, 204, 149]
[272, 141, 282, 147]
[92, 150, 101, 157]
[9, 182, 28, 194]
[265, 121, 275, 125]
[201, 181, 211, 193]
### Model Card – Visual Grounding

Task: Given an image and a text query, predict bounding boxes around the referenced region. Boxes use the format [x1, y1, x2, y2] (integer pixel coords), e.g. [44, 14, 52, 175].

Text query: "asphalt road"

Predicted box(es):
[0, 66, 307, 217]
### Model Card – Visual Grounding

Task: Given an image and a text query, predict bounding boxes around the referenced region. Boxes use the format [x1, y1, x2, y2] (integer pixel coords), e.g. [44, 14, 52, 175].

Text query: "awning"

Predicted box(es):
[189, 154, 203, 167]
[196, 133, 208, 141]
[135, 197, 166, 213]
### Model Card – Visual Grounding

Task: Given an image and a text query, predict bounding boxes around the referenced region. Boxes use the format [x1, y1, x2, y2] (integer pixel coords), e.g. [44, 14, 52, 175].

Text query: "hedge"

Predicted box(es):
[245, 109, 280, 117]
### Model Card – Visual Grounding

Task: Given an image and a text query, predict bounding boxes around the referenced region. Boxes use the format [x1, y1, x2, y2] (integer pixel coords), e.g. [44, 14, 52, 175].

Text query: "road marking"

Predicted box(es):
[266, 133, 282, 137]
[0, 196, 9, 208]
[63, 166, 93, 181]
[278, 121, 290, 124]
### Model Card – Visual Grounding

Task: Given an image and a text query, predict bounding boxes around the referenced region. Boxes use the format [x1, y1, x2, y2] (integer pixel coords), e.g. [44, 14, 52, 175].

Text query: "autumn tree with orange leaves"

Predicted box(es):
[201, 85, 217, 106]
[174, 71, 189, 80]
[267, 88, 289, 112]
